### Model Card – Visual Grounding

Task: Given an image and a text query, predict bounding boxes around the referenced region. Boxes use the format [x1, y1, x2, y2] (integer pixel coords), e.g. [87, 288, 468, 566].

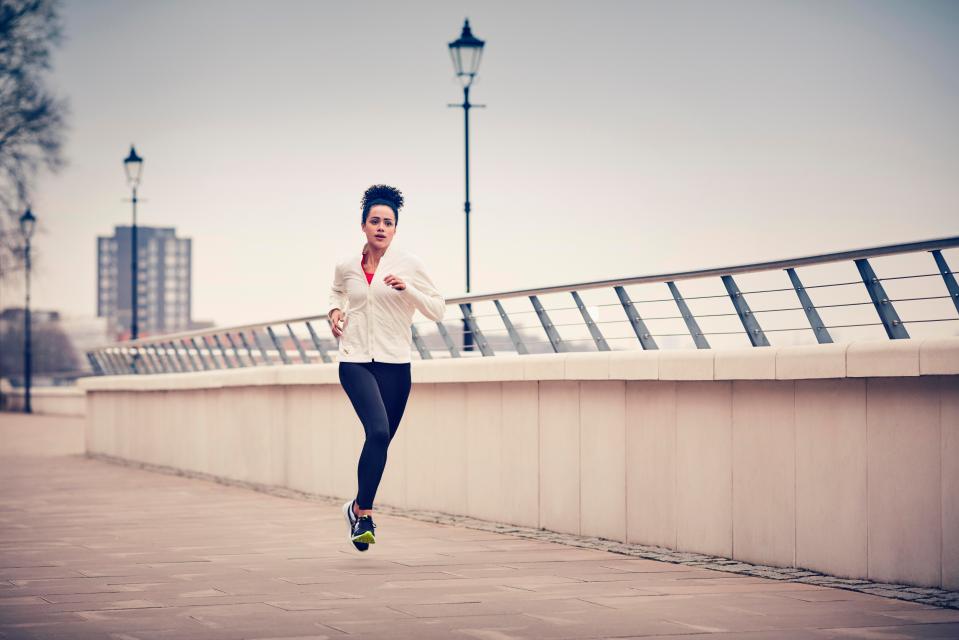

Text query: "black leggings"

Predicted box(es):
[338, 360, 412, 510]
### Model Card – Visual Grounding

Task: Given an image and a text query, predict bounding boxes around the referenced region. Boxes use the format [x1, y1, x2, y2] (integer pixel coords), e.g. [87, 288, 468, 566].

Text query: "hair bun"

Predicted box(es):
[362, 184, 404, 212]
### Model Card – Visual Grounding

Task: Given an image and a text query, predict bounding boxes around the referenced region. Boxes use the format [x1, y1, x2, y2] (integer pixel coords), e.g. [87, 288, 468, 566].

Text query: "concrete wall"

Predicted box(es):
[78, 337, 959, 589]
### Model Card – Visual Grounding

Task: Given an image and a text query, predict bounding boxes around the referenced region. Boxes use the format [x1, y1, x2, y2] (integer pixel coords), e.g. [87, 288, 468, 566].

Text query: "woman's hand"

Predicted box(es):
[329, 309, 345, 338]
[383, 274, 406, 291]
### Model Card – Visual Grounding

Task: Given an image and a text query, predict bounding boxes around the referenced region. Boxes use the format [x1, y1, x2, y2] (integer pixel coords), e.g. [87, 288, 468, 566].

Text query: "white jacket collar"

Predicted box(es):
[359, 241, 406, 266]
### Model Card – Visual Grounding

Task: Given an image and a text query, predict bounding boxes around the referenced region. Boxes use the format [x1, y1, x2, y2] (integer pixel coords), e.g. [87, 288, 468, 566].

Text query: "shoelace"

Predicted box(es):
[354, 516, 376, 531]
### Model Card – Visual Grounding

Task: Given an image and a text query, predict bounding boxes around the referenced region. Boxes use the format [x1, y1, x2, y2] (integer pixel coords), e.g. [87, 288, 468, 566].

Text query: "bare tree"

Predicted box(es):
[0, 0, 67, 284]
[1, 316, 79, 375]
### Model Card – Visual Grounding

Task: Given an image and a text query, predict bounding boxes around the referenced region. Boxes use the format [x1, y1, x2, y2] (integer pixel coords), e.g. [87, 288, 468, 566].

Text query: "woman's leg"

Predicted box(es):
[372, 361, 412, 443]
[338, 362, 391, 512]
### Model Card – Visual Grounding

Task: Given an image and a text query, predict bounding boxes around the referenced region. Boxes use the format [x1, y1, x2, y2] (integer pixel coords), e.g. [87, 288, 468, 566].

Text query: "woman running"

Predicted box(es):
[327, 184, 446, 551]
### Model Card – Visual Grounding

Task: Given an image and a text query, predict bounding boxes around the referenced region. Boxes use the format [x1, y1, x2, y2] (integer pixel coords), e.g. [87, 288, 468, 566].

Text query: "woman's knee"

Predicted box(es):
[366, 425, 391, 449]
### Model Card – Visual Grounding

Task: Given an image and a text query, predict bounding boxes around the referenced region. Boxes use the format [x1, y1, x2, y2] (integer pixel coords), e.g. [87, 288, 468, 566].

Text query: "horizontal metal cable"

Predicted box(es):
[638, 293, 729, 303]
[820, 321, 884, 329]
[889, 295, 955, 303]
[738, 286, 799, 295]
[748, 306, 805, 314]
[879, 271, 958, 281]
[801, 279, 866, 290]
[815, 301, 878, 309]
[600, 314, 684, 322]
[645, 332, 704, 337]
[903, 317, 959, 324]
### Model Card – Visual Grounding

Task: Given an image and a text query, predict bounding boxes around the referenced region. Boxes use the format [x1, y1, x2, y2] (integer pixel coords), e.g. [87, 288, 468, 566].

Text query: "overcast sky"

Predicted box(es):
[3, 0, 957, 330]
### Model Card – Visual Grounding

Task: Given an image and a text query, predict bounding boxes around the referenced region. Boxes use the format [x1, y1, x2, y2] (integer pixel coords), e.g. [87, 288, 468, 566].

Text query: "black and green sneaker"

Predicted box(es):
[351, 514, 376, 545]
[342, 499, 368, 552]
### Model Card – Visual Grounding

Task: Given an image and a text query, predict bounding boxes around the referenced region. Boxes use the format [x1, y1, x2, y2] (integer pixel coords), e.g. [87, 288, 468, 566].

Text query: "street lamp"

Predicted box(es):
[123, 145, 143, 341]
[448, 19, 485, 352]
[19, 208, 36, 414]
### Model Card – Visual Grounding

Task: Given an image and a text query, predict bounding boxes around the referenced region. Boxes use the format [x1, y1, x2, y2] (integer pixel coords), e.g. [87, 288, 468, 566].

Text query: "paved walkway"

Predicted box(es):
[2, 413, 958, 640]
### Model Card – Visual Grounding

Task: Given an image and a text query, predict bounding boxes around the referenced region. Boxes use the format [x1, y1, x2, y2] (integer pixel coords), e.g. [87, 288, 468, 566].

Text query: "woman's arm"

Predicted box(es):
[398, 257, 446, 321]
[328, 262, 348, 318]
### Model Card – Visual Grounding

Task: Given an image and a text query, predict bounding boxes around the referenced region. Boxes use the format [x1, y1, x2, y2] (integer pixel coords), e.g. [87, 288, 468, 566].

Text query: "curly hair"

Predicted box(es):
[361, 184, 404, 225]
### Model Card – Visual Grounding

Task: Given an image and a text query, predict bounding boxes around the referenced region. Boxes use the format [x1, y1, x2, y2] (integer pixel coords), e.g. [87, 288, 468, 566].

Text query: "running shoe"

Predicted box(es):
[351, 514, 377, 545]
[342, 499, 369, 552]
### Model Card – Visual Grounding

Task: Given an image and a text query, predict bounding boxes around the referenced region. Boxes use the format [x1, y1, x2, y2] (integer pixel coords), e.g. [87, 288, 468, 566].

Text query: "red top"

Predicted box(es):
[362, 258, 374, 285]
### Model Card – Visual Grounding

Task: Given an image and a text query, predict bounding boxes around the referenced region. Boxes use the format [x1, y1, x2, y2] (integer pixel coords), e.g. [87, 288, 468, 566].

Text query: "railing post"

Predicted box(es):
[304, 321, 332, 363]
[436, 322, 461, 358]
[166, 341, 188, 372]
[785, 268, 833, 344]
[101, 351, 115, 374]
[86, 352, 104, 376]
[721, 275, 770, 347]
[190, 337, 212, 370]
[529, 295, 567, 353]
[286, 324, 310, 364]
[156, 343, 178, 373]
[614, 285, 658, 350]
[211, 335, 234, 368]
[458, 303, 493, 356]
[106, 351, 119, 374]
[107, 351, 127, 375]
[224, 333, 247, 367]
[137, 344, 166, 373]
[571, 291, 609, 351]
[144, 348, 162, 373]
[931, 250, 959, 317]
[855, 258, 909, 339]
[127, 350, 143, 374]
[411, 324, 432, 359]
[667, 281, 709, 349]
[181, 338, 201, 371]
[267, 326, 291, 364]
[237, 331, 259, 366]
[152, 343, 173, 373]
[251, 330, 273, 365]
[203, 336, 226, 369]
[113, 347, 133, 375]
[493, 300, 527, 355]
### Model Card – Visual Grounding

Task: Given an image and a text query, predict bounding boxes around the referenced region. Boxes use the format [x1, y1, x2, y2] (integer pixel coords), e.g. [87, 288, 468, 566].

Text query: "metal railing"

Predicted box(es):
[87, 235, 959, 375]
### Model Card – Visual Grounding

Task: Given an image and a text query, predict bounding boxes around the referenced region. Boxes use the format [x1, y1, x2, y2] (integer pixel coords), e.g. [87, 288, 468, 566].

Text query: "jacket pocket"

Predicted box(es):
[340, 314, 355, 354]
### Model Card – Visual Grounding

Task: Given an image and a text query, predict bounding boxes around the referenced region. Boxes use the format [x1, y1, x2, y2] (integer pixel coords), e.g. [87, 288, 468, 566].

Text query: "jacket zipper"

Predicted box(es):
[366, 260, 373, 361]
[363, 251, 387, 362]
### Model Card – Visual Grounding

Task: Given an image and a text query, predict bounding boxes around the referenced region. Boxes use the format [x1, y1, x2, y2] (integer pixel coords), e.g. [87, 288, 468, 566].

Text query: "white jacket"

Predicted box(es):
[327, 243, 446, 363]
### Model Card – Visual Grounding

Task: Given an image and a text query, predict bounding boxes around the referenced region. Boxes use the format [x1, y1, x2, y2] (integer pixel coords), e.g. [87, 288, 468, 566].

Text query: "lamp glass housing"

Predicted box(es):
[448, 19, 484, 87]
[19, 208, 36, 240]
[123, 145, 144, 188]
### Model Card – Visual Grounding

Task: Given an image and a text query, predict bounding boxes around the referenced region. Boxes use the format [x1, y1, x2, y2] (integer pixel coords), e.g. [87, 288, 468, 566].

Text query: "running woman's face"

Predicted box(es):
[362, 204, 396, 250]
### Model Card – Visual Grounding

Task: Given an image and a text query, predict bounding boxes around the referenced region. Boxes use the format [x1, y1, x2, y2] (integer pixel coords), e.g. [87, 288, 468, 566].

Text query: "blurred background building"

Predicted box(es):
[97, 225, 192, 340]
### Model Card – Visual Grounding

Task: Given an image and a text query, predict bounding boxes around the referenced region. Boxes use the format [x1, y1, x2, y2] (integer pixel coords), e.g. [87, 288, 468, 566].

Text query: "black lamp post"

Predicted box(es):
[19, 208, 36, 414]
[123, 145, 143, 341]
[448, 19, 485, 352]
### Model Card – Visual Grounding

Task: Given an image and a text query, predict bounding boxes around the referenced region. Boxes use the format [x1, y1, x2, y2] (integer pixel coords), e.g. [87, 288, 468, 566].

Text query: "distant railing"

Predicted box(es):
[87, 235, 959, 375]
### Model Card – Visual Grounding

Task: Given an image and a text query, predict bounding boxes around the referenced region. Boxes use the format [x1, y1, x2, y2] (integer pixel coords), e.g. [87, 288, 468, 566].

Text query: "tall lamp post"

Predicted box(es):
[123, 146, 144, 341]
[448, 19, 485, 352]
[19, 208, 36, 414]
